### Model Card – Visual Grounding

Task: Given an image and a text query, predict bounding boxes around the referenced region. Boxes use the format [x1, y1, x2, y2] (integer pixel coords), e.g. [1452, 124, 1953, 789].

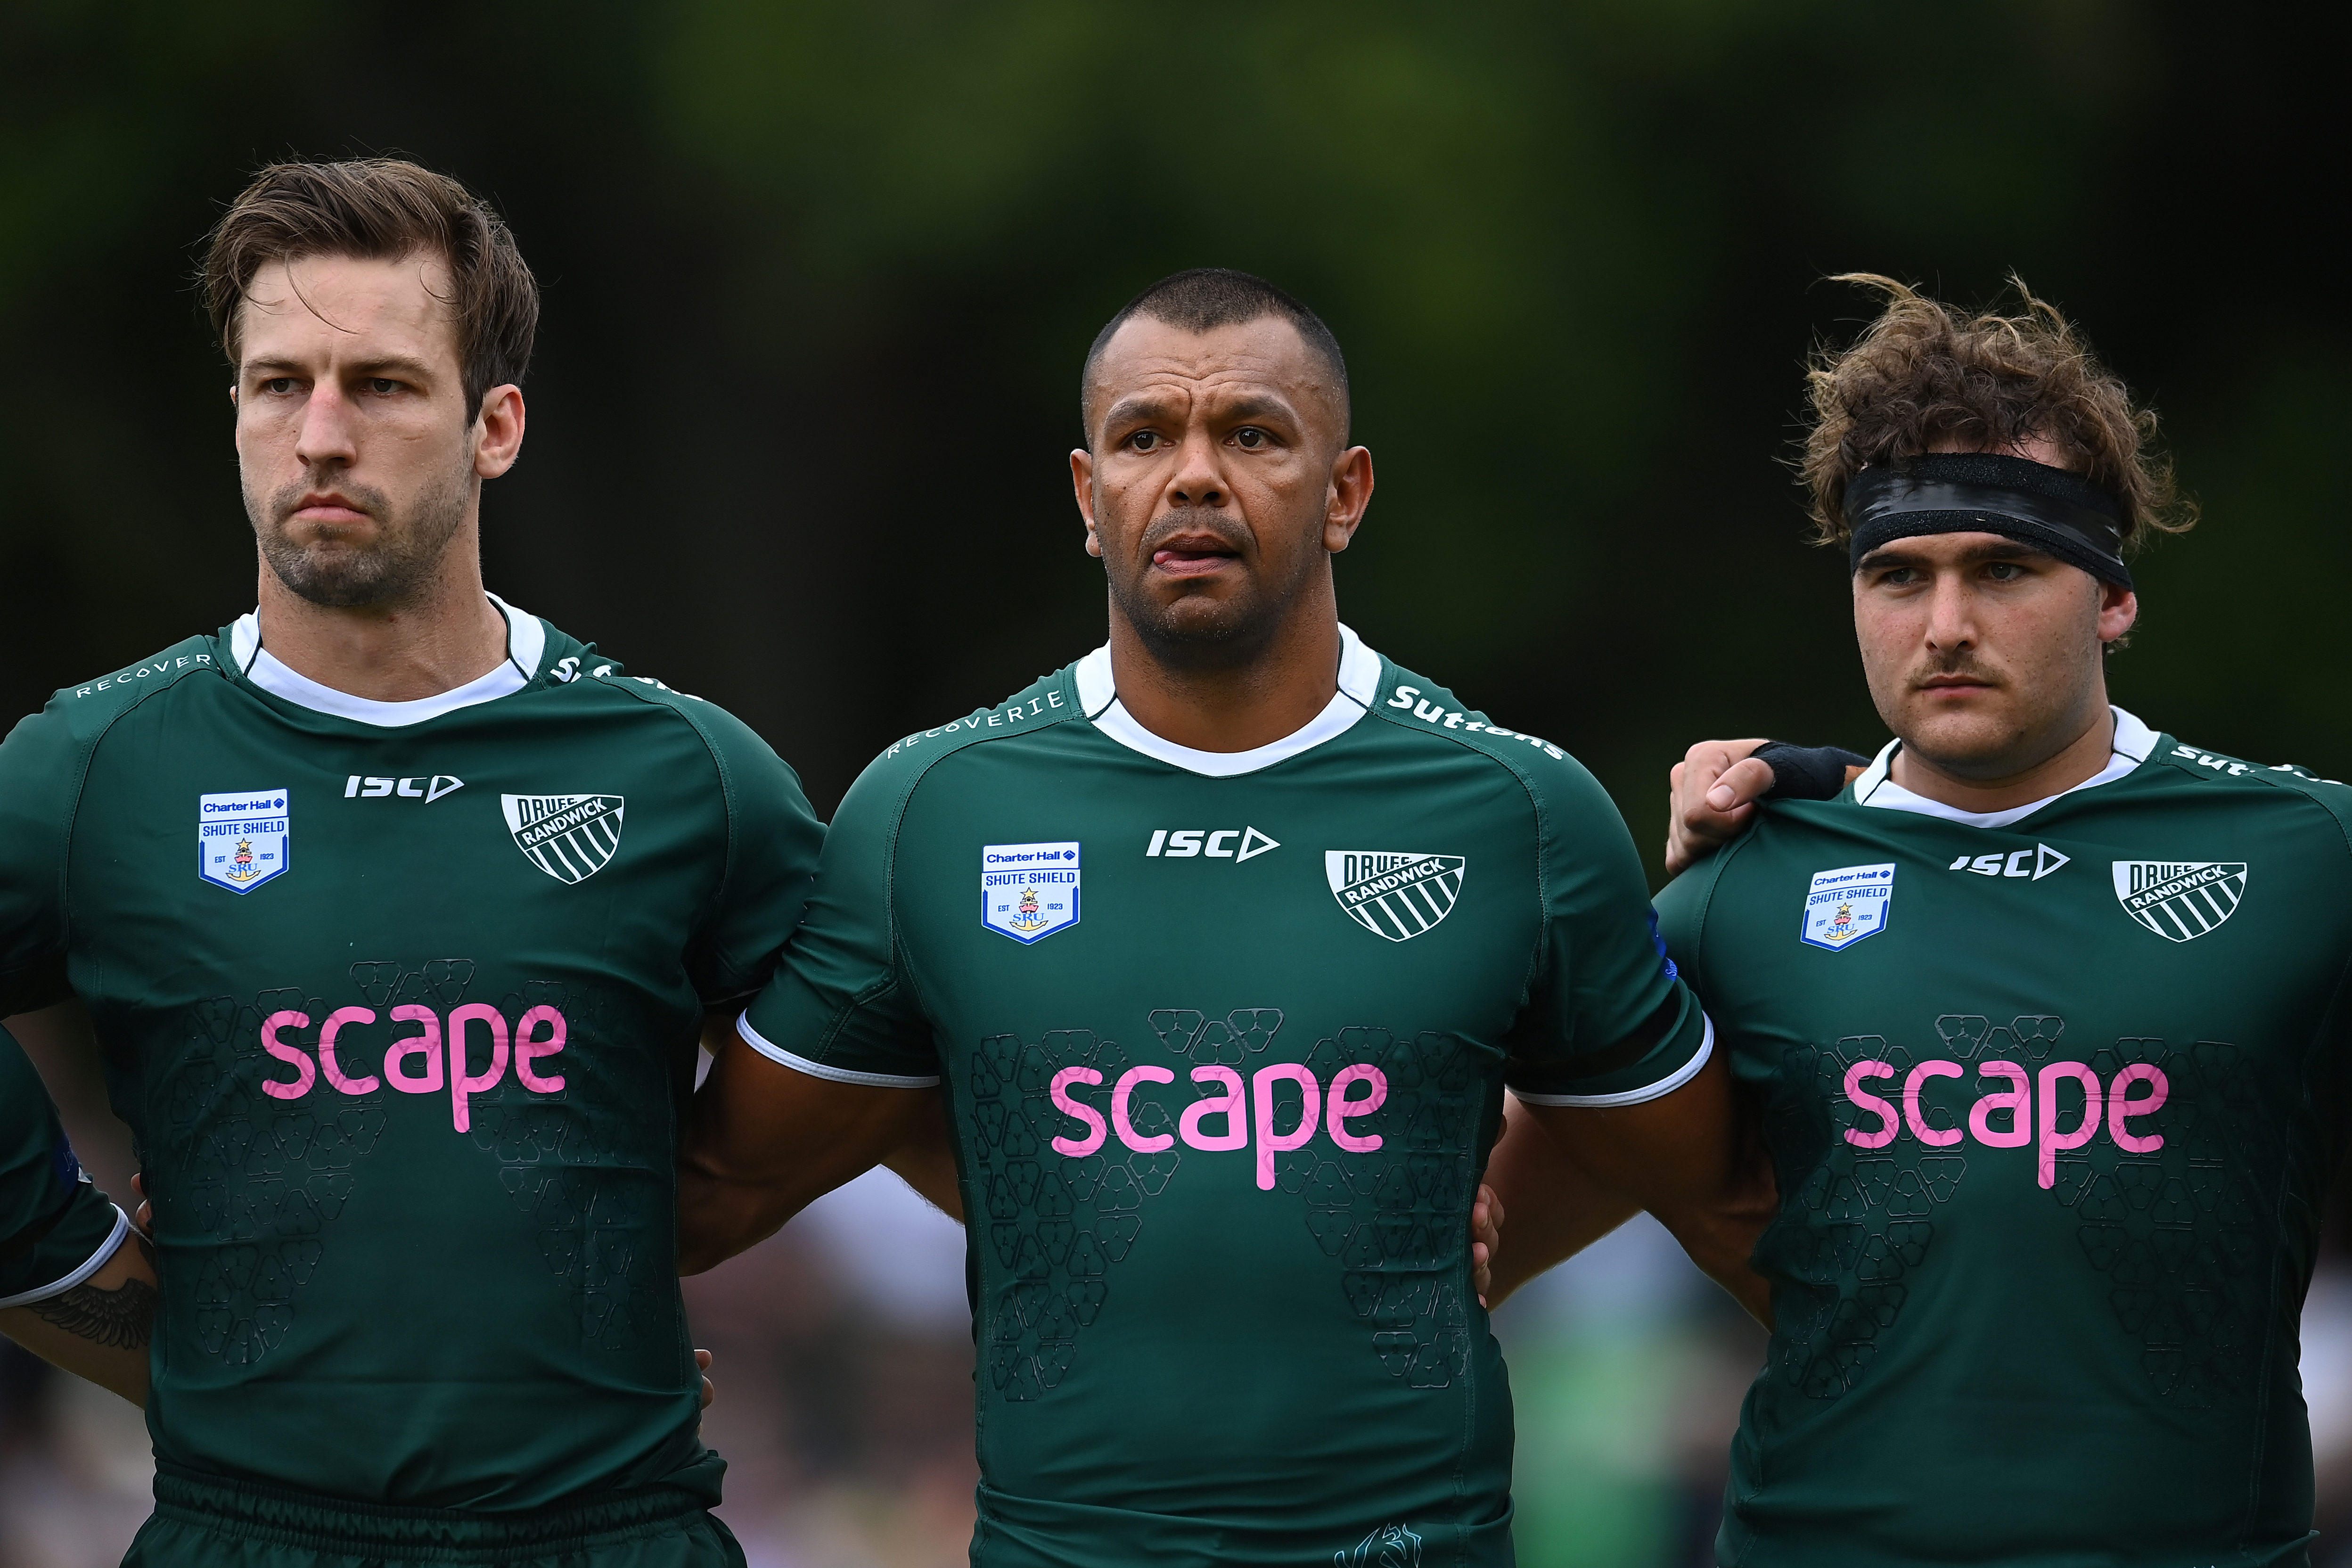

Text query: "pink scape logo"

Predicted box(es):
[1047, 1060, 1388, 1190]
[257, 1003, 568, 1133]
[1843, 1056, 2166, 1187]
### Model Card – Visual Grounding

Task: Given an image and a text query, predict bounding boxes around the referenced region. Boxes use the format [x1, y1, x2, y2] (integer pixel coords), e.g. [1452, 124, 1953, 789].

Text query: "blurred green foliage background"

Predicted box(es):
[0, 0, 2337, 873]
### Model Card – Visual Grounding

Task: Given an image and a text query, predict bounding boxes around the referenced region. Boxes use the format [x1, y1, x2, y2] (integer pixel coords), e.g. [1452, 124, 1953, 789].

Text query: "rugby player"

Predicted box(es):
[677, 269, 1756, 1565]
[0, 1023, 155, 1403]
[1492, 277, 2344, 1565]
[0, 159, 825, 1565]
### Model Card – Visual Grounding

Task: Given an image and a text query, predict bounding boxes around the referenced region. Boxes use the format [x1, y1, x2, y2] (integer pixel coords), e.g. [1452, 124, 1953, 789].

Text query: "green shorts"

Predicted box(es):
[127, 1467, 747, 1568]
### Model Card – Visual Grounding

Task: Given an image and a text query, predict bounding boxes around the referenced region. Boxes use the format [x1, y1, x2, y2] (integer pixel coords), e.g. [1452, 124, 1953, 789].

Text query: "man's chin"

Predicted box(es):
[1892, 708, 2037, 780]
[263, 548, 407, 611]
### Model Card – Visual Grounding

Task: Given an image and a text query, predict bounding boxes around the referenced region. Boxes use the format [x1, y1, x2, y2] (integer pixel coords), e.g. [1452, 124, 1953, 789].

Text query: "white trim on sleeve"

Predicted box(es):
[1510, 1014, 1715, 1109]
[0, 1204, 131, 1310]
[735, 1012, 941, 1089]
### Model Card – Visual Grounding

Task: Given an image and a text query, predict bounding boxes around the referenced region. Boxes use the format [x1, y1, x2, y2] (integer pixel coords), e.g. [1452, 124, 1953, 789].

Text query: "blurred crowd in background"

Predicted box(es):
[0, 0, 2340, 1562]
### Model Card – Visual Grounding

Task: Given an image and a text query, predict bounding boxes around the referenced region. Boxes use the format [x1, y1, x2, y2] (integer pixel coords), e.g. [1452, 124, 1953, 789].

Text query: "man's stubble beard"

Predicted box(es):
[249, 461, 475, 611]
[1105, 504, 1323, 672]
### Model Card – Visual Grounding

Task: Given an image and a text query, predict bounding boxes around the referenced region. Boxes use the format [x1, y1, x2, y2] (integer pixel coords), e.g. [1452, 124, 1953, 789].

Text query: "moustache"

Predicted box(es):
[1139, 508, 1252, 556]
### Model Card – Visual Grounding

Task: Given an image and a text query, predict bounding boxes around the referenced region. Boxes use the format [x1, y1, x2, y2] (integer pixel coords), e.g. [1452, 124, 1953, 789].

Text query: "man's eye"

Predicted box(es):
[1127, 431, 1160, 452]
[1881, 567, 1918, 586]
[1985, 561, 2024, 581]
[365, 378, 401, 395]
[261, 378, 298, 395]
[1234, 427, 1266, 449]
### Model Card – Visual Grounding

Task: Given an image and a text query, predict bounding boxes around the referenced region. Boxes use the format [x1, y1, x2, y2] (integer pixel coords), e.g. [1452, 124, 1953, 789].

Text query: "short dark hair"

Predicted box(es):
[1802, 273, 2192, 551]
[202, 158, 538, 420]
[1081, 268, 1350, 443]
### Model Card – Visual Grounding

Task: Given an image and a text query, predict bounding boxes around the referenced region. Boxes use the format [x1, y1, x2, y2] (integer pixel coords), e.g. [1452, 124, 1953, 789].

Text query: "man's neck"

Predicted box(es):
[1890, 700, 2118, 814]
[1107, 595, 1342, 754]
[252, 541, 512, 703]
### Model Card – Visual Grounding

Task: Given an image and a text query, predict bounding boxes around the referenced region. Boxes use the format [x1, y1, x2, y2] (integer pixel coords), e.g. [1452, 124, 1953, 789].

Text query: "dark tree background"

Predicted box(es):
[1, 0, 2340, 872]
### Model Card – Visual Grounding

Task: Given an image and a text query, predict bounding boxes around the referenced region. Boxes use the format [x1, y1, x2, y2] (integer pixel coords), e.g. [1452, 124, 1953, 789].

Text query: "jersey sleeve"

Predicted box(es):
[680, 704, 827, 1008]
[0, 703, 80, 1018]
[737, 750, 940, 1087]
[0, 1026, 128, 1309]
[1502, 758, 1712, 1107]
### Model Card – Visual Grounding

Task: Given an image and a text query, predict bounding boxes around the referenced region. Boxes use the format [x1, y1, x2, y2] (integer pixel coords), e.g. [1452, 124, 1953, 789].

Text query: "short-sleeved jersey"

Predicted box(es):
[0, 1024, 129, 1310]
[0, 601, 823, 1511]
[1656, 710, 2352, 1568]
[742, 627, 1708, 1567]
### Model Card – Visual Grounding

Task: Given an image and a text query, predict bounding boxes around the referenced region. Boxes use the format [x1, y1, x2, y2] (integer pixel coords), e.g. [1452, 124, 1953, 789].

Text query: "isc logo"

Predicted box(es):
[1145, 827, 1279, 862]
[345, 774, 464, 802]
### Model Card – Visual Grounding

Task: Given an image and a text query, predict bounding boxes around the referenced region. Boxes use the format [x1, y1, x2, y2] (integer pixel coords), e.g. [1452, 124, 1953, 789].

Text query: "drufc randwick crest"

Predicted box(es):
[2111, 860, 2247, 942]
[502, 794, 626, 885]
[1325, 851, 1466, 942]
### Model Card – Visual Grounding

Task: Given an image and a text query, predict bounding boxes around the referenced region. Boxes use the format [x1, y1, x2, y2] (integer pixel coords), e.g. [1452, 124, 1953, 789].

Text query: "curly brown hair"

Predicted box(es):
[202, 158, 537, 420]
[1801, 273, 2193, 551]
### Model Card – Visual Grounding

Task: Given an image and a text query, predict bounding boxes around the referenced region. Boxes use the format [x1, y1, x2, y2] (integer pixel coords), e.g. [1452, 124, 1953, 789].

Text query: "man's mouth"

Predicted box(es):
[1916, 673, 1998, 698]
[289, 492, 371, 527]
[1151, 544, 1239, 576]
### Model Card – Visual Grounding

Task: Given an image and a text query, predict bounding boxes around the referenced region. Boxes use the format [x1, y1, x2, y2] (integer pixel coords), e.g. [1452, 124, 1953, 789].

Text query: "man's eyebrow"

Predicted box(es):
[1856, 538, 2054, 572]
[1208, 393, 1295, 426]
[1100, 392, 1180, 428]
[240, 354, 442, 385]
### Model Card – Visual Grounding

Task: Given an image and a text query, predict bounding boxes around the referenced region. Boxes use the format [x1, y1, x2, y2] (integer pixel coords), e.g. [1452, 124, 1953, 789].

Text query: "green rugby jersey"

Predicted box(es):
[0, 598, 822, 1510]
[1, 1023, 131, 1312]
[742, 626, 1710, 1567]
[1658, 709, 2351, 1568]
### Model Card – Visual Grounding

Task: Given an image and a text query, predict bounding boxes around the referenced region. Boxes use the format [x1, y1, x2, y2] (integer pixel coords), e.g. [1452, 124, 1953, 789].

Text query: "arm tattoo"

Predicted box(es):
[29, 1274, 156, 1350]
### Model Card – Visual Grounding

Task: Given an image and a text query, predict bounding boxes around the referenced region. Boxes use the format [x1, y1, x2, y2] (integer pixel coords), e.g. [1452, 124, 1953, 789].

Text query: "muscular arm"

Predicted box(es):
[1487, 1051, 1778, 1325]
[0, 1231, 155, 1404]
[677, 1028, 947, 1272]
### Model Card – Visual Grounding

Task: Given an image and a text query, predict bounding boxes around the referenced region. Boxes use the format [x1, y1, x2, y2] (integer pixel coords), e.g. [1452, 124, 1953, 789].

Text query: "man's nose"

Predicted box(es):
[1922, 574, 1977, 650]
[292, 379, 360, 470]
[1165, 429, 1227, 509]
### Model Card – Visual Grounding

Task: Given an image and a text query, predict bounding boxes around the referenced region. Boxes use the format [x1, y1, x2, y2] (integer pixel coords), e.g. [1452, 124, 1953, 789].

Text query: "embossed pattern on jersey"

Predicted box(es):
[967, 1030, 1172, 1401]
[1283, 1027, 1477, 1388]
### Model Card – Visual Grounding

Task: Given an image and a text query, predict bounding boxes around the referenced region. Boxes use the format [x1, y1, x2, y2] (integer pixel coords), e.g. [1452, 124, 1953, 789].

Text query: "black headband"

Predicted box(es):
[1846, 452, 2133, 589]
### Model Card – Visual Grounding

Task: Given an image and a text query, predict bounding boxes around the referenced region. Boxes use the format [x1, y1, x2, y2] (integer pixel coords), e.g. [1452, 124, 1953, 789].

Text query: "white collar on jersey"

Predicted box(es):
[1851, 705, 2159, 829]
[228, 593, 547, 729]
[1074, 622, 1384, 778]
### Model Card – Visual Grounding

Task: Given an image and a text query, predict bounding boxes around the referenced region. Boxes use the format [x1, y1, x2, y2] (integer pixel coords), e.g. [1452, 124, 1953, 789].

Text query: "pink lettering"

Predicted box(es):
[1252, 1064, 1320, 1190]
[514, 1006, 568, 1093]
[2107, 1063, 2168, 1153]
[260, 1010, 315, 1100]
[318, 1007, 380, 1094]
[1842, 1060, 1898, 1149]
[446, 1003, 509, 1132]
[385, 1006, 443, 1093]
[2037, 1062, 2104, 1188]
[1049, 1067, 1107, 1157]
[1902, 1060, 1964, 1146]
[1968, 1061, 2031, 1148]
[1179, 1067, 1248, 1151]
[1112, 1066, 1176, 1153]
[1327, 1065, 1387, 1153]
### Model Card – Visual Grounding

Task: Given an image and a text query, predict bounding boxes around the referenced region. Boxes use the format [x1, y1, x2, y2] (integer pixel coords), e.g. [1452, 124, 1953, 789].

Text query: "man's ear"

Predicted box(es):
[2096, 583, 2138, 646]
[1322, 445, 1374, 555]
[1071, 447, 1104, 558]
